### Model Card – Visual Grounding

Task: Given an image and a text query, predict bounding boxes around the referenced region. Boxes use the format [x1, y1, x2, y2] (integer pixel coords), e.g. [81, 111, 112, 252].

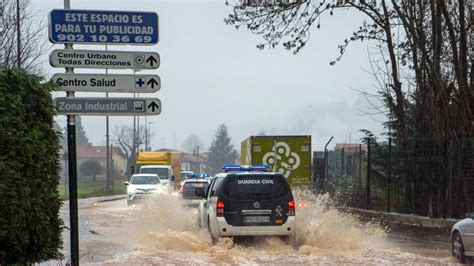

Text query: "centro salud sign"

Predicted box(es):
[48, 9, 159, 45]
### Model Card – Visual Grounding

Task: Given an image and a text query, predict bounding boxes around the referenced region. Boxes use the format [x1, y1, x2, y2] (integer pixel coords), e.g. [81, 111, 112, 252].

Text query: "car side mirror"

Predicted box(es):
[195, 188, 205, 198]
[124, 181, 129, 186]
[169, 175, 175, 181]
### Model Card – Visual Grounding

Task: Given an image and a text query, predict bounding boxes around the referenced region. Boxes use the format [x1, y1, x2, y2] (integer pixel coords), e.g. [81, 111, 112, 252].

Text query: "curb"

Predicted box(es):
[342, 207, 460, 230]
[94, 195, 127, 203]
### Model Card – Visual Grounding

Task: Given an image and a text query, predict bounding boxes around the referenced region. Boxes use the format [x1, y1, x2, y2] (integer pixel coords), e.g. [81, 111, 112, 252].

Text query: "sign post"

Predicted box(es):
[49, 6, 160, 265]
[60, 1, 80, 265]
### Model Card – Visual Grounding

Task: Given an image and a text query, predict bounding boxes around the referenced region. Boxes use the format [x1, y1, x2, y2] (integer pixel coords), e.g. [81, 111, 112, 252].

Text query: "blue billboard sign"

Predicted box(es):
[49, 9, 159, 45]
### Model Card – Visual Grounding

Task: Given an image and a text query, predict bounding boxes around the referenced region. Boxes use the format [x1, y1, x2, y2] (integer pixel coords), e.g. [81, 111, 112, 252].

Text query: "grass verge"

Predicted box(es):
[58, 181, 126, 201]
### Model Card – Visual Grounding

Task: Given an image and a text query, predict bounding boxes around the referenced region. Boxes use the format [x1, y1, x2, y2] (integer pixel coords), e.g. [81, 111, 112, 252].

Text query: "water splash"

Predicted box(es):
[111, 188, 392, 264]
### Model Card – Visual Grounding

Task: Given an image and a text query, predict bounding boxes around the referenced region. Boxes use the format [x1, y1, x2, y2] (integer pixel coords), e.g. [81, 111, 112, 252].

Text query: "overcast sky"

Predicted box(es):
[31, 0, 385, 151]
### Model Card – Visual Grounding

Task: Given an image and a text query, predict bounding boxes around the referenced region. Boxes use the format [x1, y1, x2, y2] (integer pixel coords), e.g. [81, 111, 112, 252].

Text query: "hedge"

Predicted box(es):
[0, 68, 63, 263]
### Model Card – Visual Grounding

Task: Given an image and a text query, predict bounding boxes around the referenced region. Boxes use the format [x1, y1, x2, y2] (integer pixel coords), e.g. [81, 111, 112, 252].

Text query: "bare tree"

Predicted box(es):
[180, 134, 204, 153]
[0, 0, 49, 73]
[113, 124, 149, 175]
[225, 0, 473, 217]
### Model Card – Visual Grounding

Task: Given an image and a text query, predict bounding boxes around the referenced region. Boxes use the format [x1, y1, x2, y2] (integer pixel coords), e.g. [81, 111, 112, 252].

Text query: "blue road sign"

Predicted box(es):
[49, 9, 159, 45]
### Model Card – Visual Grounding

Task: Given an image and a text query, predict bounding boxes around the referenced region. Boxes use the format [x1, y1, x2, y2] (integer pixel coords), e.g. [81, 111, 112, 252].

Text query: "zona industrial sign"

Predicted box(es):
[49, 9, 159, 44]
[54, 97, 161, 116]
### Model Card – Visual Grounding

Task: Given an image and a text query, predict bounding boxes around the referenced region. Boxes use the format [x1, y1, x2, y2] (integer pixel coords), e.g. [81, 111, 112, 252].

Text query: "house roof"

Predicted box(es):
[75, 145, 125, 159]
[181, 152, 209, 163]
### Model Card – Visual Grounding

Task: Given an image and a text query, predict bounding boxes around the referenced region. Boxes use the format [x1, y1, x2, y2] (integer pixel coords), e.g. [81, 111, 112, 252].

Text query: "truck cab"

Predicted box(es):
[135, 151, 181, 187]
[139, 165, 174, 185]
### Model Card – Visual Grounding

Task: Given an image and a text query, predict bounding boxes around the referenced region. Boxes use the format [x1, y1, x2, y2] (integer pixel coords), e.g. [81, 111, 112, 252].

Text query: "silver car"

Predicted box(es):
[452, 212, 474, 263]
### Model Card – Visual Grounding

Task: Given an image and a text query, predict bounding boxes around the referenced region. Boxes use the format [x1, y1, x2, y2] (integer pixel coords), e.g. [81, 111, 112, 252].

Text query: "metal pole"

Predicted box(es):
[63, 1, 79, 264]
[358, 144, 362, 188]
[133, 93, 136, 174]
[105, 45, 110, 192]
[148, 121, 152, 151]
[15, 0, 20, 68]
[144, 116, 148, 151]
[366, 138, 371, 210]
[387, 137, 392, 212]
[137, 94, 140, 151]
[323, 136, 334, 191]
[110, 143, 114, 192]
[341, 147, 345, 177]
[197, 146, 200, 173]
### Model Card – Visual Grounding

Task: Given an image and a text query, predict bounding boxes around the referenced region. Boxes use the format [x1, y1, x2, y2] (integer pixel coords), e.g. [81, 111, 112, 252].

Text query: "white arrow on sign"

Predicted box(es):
[53, 97, 161, 116]
[52, 73, 161, 93]
[50, 49, 160, 70]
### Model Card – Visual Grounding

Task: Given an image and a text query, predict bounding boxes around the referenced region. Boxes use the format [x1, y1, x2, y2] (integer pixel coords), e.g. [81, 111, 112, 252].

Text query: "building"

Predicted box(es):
[60, 144, 128, 182]
[181, 151, 209, 174]
[153, 148, 209, 174]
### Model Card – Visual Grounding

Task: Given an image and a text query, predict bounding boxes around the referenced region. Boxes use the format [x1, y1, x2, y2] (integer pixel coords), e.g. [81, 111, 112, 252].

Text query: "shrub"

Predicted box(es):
[0, 68, 63, 263]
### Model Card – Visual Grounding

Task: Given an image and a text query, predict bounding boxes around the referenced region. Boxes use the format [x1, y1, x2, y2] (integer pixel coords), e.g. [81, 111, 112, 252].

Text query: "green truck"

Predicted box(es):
[241, 135, 312, 185]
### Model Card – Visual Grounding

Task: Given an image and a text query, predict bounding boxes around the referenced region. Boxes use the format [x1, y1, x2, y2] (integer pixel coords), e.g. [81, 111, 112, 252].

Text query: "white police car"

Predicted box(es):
[196, 165, 297, 248]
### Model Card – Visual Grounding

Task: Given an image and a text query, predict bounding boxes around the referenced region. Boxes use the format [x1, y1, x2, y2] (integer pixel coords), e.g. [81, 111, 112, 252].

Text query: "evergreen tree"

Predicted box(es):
[206, 124, 238, 174]
[75, 116, 90, 146]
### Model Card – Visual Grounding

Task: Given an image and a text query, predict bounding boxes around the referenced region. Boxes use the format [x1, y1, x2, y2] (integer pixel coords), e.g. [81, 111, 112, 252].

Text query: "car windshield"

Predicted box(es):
[224, 175, 289, 200]
[130, 175, 159, 185]
[140, 167, 169, 179]
[181, 173, 191, 179]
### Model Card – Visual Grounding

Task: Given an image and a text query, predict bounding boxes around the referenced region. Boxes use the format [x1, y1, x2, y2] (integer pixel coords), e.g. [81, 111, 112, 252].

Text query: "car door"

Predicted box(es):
[207, 177, 224, 235]
[462, 215, 474, 252]
[199, 177, 218, 228]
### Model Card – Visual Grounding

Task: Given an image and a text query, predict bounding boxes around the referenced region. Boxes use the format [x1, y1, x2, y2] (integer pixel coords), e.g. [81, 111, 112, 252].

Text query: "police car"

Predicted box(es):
[196, 165, 297, 248]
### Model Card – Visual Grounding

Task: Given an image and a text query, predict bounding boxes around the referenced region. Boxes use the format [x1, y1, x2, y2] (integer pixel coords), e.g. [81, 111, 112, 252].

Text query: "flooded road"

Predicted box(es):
[59, 193, 456, 264]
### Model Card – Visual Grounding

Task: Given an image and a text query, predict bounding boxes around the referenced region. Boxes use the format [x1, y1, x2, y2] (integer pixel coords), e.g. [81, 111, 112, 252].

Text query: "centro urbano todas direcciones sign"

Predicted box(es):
[52, 73, 161, 93]
[50, 49, 160, 69]
[54, 97, 161, 116]
[49, 9, 159, 44]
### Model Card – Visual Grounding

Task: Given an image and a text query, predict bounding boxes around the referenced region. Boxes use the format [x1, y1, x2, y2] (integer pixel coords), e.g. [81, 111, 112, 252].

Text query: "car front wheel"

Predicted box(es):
[452, 231, 466, 263]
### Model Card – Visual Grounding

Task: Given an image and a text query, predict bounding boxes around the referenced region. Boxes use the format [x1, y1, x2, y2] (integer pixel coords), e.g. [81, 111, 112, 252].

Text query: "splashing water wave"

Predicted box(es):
[104, 188, 402, 264]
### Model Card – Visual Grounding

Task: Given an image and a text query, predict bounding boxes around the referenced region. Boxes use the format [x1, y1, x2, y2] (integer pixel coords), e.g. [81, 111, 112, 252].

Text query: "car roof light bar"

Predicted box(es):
[221, 165, 271, 172]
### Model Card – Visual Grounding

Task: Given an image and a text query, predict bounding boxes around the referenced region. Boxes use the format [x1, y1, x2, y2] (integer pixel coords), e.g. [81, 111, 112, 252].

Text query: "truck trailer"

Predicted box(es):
[135, 151, 182, 186]
[241, 135, 312, 185]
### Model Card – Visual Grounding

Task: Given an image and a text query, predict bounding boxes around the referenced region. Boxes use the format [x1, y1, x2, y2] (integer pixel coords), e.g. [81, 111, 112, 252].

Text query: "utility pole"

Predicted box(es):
[16, 0, 21, 68]
[366, 138, 371, 210]
[196, 146, 200, 173]
[148, 121, 153, 151]
[137, 92, 140, 151]
[63, 0, 79, 264]
[133, 92, 136, 174]
[105, 44, 110, 192]
[144, 116, 148, 151]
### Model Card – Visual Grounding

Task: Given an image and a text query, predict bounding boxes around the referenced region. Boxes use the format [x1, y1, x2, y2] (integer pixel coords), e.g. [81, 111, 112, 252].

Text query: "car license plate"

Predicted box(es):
[244, 216, 270, 223]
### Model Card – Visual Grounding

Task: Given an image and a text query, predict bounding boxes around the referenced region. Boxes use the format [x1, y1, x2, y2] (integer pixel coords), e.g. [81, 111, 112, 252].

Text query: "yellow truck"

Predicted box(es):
[135, 151, 182, 186]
